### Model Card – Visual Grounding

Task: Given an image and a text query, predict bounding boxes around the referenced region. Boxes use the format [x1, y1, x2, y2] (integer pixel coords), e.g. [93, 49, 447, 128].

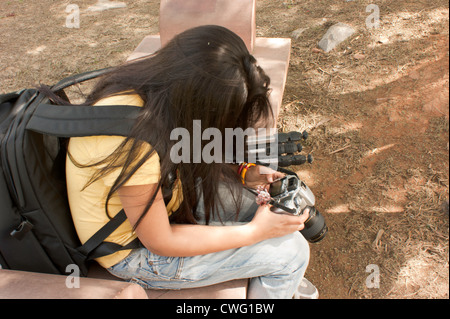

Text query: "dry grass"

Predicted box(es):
[261, 0, 449, 299]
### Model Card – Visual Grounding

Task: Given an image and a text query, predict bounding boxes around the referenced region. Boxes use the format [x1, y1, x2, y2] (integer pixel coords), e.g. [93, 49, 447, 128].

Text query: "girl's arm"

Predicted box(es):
[118, 183, 307, 257]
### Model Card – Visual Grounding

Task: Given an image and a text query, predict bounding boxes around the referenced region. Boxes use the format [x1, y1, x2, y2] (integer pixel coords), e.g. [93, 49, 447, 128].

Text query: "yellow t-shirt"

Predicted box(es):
[66, 94, 182, 268]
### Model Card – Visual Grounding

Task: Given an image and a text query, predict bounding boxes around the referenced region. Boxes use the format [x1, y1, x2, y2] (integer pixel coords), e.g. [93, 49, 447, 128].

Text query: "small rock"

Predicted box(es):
[87, 0, 127, 12]
[353, 53, 366, 60]
[376, 35, 390, 44]
[26, 45, 46, 55]
[318, 22, 356, 52]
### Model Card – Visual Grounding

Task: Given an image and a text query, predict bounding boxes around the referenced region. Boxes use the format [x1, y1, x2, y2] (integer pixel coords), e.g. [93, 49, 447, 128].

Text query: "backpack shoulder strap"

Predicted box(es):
[25, 101, 143, 259]
[51, 68, 112, 93]
[77, 209, 141, 260]
[26, 103, 140, 137]
[26, 66, 136, 138]
[26, 103, 143, 258]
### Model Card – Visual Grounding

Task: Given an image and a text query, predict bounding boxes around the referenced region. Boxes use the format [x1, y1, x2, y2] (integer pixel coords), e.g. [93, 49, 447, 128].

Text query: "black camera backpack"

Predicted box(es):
[0, 69, 141, 276]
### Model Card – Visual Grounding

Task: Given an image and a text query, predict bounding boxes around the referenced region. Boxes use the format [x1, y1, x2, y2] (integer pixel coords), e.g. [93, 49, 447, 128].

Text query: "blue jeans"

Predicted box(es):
[107, 185, 310, 299]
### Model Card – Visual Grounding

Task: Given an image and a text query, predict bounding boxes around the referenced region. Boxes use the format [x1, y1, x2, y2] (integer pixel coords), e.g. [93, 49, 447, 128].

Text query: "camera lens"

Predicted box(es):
[300, 206, 328, 243]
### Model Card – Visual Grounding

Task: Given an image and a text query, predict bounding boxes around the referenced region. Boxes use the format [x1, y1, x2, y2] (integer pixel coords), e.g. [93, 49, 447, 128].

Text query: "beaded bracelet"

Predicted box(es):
[239, 162, 256, 184]
[237, 163, 246, 176]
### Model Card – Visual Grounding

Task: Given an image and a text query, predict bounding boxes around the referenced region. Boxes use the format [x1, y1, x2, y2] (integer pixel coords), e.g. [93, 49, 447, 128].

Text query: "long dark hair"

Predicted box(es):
[41, 25, 273, 228]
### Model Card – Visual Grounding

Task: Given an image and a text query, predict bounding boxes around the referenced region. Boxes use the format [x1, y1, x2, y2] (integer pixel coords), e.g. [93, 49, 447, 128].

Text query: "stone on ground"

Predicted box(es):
[318, 22, 356, 52]
[87, 0, 127, 12]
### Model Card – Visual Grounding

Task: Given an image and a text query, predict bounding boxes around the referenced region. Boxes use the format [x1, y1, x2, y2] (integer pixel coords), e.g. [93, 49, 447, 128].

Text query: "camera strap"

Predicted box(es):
[244, 161, 300, 215]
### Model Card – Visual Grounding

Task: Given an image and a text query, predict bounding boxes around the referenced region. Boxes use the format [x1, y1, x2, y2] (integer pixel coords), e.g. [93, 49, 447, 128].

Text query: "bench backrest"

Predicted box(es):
[159, 0, 256, 52]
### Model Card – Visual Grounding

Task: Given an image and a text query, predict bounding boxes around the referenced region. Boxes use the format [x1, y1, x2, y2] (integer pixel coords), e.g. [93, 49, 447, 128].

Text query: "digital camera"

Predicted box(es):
[269, 175, 328, 243]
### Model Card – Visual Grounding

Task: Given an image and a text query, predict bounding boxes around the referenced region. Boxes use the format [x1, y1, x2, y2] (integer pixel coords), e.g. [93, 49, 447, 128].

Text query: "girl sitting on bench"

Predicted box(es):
[54, 25, 316, 299]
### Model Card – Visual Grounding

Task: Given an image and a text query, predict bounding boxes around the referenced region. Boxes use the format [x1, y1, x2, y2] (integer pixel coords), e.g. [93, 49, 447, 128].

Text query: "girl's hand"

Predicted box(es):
[244, 165, 285, 190]
[248, 205, 310, 241]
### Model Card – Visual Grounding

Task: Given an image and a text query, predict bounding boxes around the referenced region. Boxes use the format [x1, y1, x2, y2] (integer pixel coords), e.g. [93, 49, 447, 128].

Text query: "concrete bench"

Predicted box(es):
[86, 262, 248, 299]
[0, 268, 147, 299]
[0, 267, 247, 299]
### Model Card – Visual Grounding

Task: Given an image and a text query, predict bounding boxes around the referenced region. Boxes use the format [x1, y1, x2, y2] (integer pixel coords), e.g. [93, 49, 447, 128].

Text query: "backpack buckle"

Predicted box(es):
[10, 220, 34, 240]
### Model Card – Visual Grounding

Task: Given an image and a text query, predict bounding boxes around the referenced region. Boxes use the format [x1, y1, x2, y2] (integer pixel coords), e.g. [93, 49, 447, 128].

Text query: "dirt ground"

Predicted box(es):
[1, 0, 448, 299]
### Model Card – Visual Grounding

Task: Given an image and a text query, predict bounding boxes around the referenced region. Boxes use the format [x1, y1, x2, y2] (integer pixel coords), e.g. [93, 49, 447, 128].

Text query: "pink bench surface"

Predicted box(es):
[160, 0, 256, 52]
[0, 267, 248, 299]
[87, 263, 249, 299]
[0, 269, 147, 299]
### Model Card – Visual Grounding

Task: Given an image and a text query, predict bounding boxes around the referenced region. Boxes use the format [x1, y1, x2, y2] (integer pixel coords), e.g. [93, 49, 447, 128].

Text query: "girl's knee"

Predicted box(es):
[283, 232, 310, 270]
[262, 232, 310, 273]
